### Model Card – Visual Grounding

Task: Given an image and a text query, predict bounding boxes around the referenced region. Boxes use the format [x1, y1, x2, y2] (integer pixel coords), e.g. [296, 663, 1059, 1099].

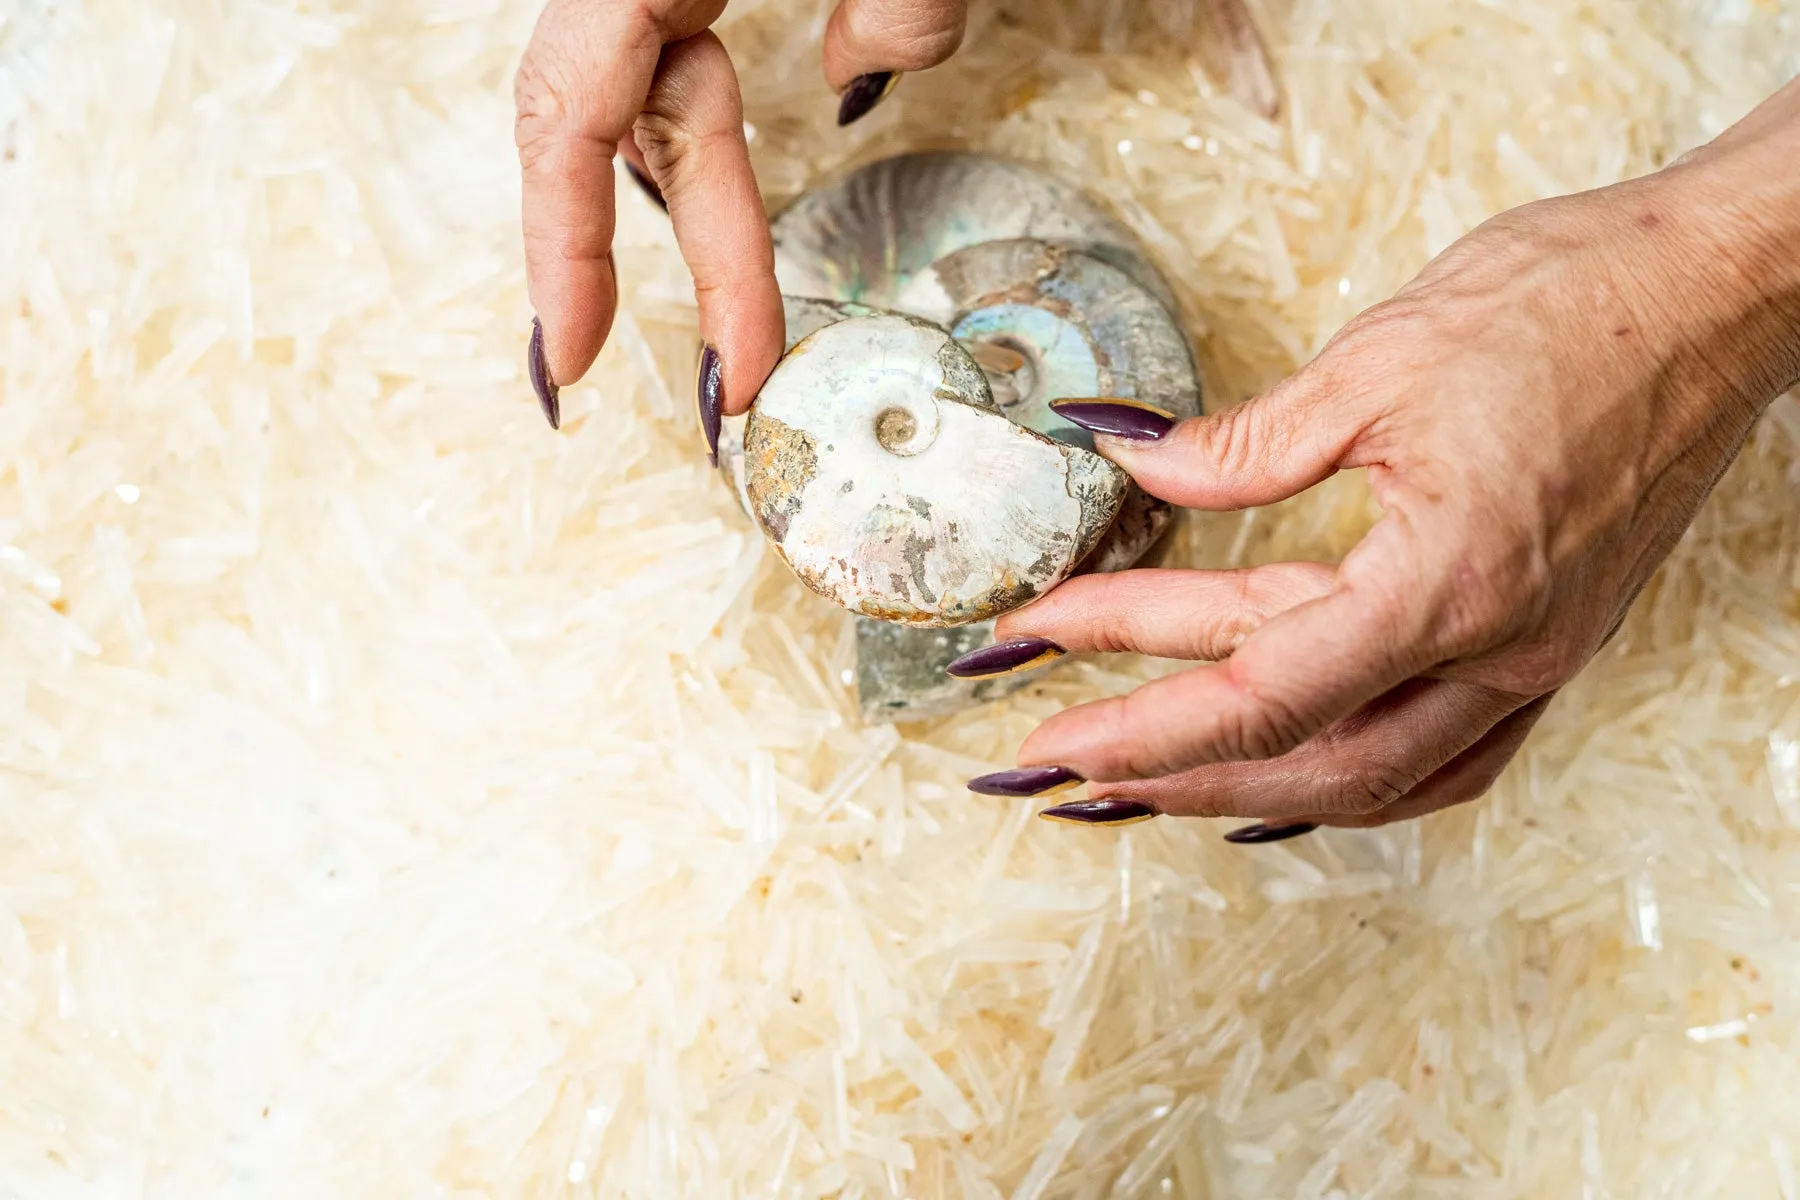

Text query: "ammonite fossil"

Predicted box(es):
[715, 152, 1203, 722]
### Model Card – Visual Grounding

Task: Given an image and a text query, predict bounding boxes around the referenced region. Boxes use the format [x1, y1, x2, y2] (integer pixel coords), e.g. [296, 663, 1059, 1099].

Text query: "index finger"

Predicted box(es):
[514, 0, 725, 396]
[1018, 521, 1445, 781]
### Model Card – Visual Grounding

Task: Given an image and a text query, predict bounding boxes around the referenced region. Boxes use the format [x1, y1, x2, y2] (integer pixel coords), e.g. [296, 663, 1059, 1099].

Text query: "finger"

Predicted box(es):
[1018, 520, 1448, 780]
[822, 0, 969, 90]
[635, 32, 784, 417]
[992, 563, 1334, 661]
[1267, 692, 1554, 830]
[516, 1, 698, 388]
[1086, 677, 1522, 821]
[1313, 693, 1552, 827]
[1051, 365, 1371, 511]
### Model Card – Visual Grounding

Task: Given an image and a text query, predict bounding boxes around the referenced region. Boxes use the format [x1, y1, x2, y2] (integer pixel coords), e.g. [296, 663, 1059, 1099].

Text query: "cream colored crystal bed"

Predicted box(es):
[0, 0, 1797, 1194]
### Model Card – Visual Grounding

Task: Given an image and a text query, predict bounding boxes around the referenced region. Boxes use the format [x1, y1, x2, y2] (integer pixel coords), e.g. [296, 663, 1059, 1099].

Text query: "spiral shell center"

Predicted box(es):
[712, 152, 1206, 717]
[874, 406, 922, 454]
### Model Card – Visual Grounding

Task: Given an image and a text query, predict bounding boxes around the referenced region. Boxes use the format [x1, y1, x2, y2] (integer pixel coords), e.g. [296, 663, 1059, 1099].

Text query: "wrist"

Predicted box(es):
[1646, 94, 1800, 412]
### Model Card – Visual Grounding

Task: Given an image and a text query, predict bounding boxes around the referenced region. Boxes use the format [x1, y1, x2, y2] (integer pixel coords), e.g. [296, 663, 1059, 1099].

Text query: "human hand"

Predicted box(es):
[958, 84, 1800, 835]
[514, 0, 968, 443]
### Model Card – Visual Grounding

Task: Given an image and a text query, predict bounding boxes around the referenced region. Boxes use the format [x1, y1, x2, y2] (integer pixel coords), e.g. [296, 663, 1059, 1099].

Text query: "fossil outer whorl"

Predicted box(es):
[765, 155, 1203, 579]
[731, 152, 1205, 719]
[742, 315, 1128, 627]
[771, 152, 1178, 314]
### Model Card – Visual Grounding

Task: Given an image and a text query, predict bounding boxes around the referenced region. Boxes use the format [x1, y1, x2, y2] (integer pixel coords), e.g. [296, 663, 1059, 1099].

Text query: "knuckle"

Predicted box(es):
[513, 59, 573, 170]
[1184, 795, 1229, 821]
[634, 119, 736, 180]
[1214, 686, 1310, 762]
[1091, 614, 1142, 655]
[1497, 638, 1587, 695]
[1326, 758, 1418, 815]
[516, 7, 661, 169]
[631, 108, 681, 161]
[1086, 628, 1128, 655]
[1166, 792, 1228, 821]
[1196, 403, 1271, 477]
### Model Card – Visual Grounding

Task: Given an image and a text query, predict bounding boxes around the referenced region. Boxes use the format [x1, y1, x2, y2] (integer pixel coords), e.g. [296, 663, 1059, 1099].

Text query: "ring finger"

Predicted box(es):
[1063, 678, 1525, 825]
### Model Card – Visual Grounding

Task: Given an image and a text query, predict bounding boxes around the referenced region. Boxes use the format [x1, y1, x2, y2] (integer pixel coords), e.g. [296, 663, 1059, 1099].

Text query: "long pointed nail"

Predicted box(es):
[1039, 800, 1157, 827]
[967, 765, 1083, 798]
[838, 71, 901, 126]
[697, 343, 724, 466]
[1048, 397, 1177, 441]
[946, 637, 1066, 679]
[1223, 822, 1318, 844]
[626, 161, 667, 212]
[529, 317, 560, 430]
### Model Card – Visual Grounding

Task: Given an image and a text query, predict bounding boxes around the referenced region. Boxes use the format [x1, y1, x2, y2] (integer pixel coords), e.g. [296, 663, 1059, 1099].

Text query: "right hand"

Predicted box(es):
[514, 0, 970, 434]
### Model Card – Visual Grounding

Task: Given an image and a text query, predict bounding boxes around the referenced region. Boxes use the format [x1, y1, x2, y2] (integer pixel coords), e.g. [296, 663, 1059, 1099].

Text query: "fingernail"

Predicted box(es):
[966, 765, 1083, 798]
[1223, 822, 1318, 844]
[697, 343, 723, 466]
[529, 317, 560, 430]
[1038, 800, 1157, 827]
[838, 71, 901, 126]
[625, 161, 667, 212]
[1048, 397, 1177, 441]
[945, 637, 1066, 679]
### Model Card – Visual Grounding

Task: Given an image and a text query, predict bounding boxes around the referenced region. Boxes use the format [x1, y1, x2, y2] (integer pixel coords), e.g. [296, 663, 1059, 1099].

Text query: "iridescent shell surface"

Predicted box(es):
[742, 314, 1128, 627]
[718, 152, 1204, 720]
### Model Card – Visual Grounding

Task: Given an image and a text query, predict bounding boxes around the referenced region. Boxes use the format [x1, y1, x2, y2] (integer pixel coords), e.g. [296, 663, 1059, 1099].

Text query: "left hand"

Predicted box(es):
[968, 86, 1800, 834]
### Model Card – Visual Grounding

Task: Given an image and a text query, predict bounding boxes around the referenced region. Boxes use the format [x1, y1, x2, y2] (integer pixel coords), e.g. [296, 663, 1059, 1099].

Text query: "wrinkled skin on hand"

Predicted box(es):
[514, 0, 969, 412]
[997, 80, 1800, 829]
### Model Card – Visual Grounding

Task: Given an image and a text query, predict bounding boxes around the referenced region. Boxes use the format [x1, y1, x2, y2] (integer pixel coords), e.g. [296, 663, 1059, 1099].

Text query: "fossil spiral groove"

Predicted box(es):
[716, 153, 1204, 719]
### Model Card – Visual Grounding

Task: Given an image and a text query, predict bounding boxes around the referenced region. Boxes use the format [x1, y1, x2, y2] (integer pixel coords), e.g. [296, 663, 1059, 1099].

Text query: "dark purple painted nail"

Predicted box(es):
[838, 71, 900, 126]
[967, 765, 1083, 798]
[1039, 800, 1157, 826]
[1223, 822, 1319, 844]
[1049, 398, 1177, 441]
[626, 161, 667, 212]
[697, 343, 723, 466]
[945, 637, 1066, 679]
[529, 317, 560, 430]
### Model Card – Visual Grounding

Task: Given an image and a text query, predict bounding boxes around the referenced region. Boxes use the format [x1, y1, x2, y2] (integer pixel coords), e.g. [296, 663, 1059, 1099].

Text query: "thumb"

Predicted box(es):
[1052, 370, 1367, 510]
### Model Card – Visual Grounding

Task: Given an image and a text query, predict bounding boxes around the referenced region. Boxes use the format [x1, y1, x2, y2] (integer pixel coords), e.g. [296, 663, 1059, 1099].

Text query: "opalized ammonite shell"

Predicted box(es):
[743, 314, 1128, 626]
[716, 152, 1204, 721]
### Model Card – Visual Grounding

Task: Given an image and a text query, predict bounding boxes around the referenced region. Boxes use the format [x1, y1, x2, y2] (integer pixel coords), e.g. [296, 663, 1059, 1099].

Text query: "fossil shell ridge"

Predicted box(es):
[743, 314, 1129, 627]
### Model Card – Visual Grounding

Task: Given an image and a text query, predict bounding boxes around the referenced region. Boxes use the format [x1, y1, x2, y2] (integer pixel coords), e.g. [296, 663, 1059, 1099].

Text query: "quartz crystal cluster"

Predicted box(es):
[0, 0, 1795, 1194]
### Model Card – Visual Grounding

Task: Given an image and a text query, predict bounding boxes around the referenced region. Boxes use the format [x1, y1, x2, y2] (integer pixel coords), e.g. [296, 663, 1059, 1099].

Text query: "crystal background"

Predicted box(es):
[1, 0, 1797, 1194]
